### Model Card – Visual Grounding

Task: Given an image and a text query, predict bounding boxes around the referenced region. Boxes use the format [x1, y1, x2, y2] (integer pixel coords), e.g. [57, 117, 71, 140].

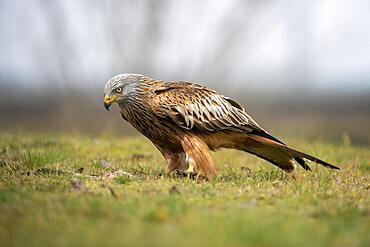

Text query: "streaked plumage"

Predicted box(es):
[104, 73, 339, 179]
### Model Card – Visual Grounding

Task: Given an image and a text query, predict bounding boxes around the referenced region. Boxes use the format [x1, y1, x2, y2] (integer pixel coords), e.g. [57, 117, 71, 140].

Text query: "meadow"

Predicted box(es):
[0, 132, 369, 247]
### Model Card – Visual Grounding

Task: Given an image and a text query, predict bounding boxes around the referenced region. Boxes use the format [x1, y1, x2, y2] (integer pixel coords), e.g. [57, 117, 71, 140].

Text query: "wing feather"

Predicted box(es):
[150, 81, 263, 133]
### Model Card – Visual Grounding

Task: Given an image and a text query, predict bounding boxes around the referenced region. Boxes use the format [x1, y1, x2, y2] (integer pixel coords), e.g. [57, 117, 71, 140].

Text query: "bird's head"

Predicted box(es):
[103, 73, 144, 111]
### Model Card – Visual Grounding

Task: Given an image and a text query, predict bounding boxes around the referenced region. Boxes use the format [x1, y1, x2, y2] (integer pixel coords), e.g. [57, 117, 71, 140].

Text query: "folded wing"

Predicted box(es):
[150, 81, 263, 134]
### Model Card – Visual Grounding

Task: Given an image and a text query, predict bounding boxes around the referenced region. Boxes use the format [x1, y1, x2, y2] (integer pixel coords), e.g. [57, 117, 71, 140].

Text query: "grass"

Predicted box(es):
[0, 132, 369, 247]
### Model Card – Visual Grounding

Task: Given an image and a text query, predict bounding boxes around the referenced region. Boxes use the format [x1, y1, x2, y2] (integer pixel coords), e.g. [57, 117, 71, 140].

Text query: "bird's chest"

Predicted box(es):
[120, 106, 159, 138]
[120, 105, 182, 146]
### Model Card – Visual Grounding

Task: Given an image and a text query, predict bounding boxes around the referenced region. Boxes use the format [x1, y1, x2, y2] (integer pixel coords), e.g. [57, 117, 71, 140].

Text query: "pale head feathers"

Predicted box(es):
[104, 73, 146, 96]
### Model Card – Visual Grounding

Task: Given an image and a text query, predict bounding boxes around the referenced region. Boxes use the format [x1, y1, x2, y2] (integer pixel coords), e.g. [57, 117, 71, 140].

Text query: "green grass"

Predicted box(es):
[0, 132, 369, 247]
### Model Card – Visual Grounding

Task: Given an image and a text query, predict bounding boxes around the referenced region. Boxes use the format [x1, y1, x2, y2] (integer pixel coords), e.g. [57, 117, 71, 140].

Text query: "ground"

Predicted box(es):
[0, 132, 369, 247]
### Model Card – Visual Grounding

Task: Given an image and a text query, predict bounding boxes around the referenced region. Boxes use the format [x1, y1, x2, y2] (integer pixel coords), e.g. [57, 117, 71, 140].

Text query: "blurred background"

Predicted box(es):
[0, 0, 369, 144]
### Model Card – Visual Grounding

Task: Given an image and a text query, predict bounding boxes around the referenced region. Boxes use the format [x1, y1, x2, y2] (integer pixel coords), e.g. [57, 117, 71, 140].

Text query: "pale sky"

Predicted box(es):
[0, 0, 369, 92]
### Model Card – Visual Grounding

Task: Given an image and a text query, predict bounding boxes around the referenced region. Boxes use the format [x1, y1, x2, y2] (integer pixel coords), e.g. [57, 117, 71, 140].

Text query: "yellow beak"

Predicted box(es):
[104, 95, 117, 111]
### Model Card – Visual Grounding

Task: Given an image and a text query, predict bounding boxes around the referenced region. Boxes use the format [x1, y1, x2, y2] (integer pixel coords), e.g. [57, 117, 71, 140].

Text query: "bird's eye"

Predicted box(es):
[115, 87, 122, 93]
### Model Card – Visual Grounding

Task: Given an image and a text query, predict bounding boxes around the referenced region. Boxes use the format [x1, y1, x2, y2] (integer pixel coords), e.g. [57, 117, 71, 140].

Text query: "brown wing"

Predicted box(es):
[150, 81, 264, 133]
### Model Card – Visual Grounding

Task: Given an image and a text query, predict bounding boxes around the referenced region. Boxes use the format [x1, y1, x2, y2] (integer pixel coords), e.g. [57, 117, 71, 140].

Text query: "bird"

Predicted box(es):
[104, 73, 339, 179]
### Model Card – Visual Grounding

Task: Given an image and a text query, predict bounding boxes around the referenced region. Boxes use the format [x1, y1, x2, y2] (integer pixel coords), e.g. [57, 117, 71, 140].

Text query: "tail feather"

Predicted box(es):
[288, 147, 340, 170]
[294, 157, 311, 171]
[246, 134, 340, 171]
[250, 129, 286, 145]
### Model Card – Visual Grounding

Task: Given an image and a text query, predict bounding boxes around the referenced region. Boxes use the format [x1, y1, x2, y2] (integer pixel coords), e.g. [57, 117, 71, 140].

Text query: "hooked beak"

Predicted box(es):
[104, 95, 117, 111]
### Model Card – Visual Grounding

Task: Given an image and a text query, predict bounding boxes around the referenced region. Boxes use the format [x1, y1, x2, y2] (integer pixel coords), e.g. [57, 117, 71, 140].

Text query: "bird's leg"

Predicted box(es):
[181, 135, 217, 179]
[166, 153, 197, 175]
[154, 143, 212, 179]
[165, 153, 185, 174]
[156, 149, 187, 176]
[152, 145, 179, 175]
[160, 151, 199, 178]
